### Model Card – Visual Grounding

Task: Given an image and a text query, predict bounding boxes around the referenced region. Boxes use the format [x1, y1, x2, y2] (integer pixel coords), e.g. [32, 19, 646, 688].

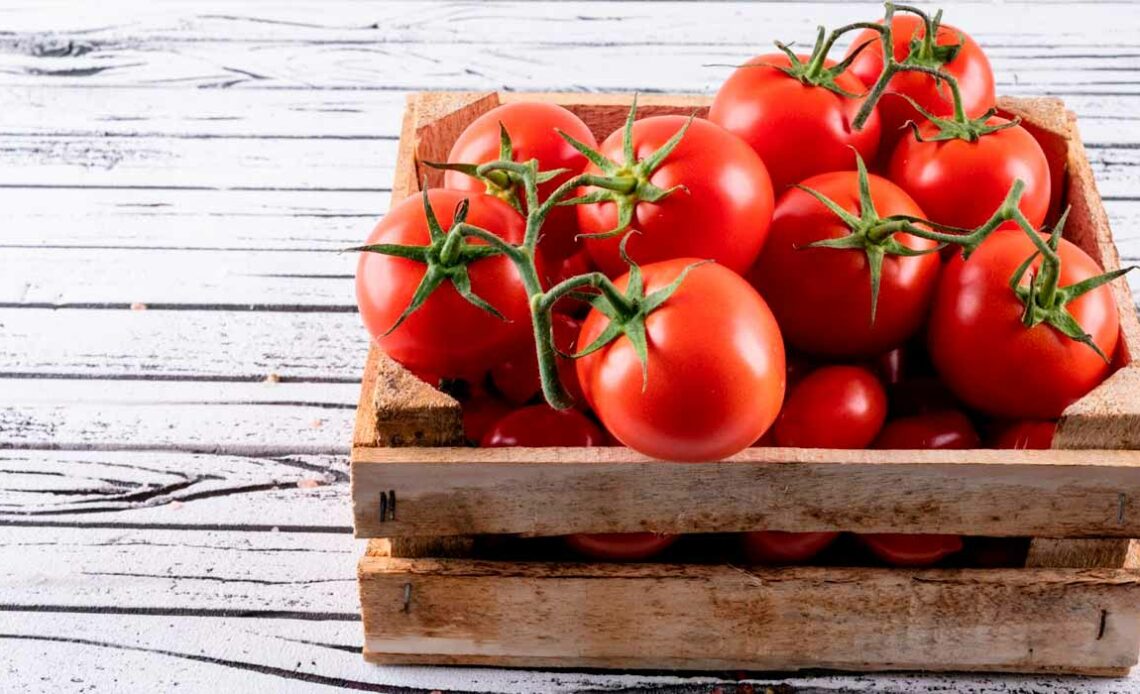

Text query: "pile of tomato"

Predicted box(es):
[354, 3, 1129, 567]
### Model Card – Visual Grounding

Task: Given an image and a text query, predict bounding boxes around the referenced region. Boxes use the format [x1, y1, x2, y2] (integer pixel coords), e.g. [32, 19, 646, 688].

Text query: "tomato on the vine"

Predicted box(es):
[773, 365, 887, 449]
[874, 410, 981, 450]
[750, 169, 941, 357]
[889, 117, 1051, 231]
[577, 116, 774, 276]
[445, 101, 597, 262]
[577, 259, 785, 461]
[356, 189, 531, 378]
[742, 531, 839, 564]
[846, 12, 995, 152]
[928, 229, 1121, 418]
[859, 533, 964, 567]
[710, 53, 881, 194]
[480, 404, 604, 447]
[992, 420, 1057, 450]
[491, 313, 585, 406]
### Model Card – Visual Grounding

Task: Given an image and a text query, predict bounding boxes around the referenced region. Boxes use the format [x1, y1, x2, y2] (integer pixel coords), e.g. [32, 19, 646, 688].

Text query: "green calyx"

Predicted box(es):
[895, 5, 962, 68]
[798, 153, 942, 323]
[903, 99, 1021, 143]
[557, 95, 691, 239]
[557, 235, 707, 389]
[768, 25, 877, 98]
[350, 187, 511, 335]
[1009, 208, 1135, 362]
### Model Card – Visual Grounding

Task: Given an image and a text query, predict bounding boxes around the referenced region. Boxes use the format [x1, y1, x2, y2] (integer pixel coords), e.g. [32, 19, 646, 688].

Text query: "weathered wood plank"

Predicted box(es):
[0, 379, 356, 453]
[0, 450, 349, 529]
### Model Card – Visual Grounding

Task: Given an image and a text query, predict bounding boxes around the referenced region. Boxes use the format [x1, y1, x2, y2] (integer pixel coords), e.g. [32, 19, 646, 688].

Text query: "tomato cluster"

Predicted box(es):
[354, 2, 1128, 565]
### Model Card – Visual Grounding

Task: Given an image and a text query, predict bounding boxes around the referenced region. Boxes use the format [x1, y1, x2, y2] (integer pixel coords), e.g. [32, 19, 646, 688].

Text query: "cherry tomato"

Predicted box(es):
[846, 13, 995, 153]
[773, 365, 887, 449]
[577, 260, 785, 461]
[481, 405, 604, 448]
[490, 313, 585, 407]
[929, 230, 1120, 418]
[889, 117, 1051, 231]
[565, 533, 677, 561]
[874, 410, 981, 449]
[461, 395, 513, 445]
[751, 171, 941, 356]
[992, 420, 1057, 449]
[578, 116, 774, 276]
[445, 102, 597, 261]
[742, 531, 840, 564]
[710, 53, 882, 194]
[859, 533, 964, 567]
[356, 190, 531, 378]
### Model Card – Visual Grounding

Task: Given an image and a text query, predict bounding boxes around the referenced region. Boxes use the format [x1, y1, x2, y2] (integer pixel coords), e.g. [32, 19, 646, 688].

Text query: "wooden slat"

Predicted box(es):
[351, 446, 1140, 539]
[359, 558, 1140, 675]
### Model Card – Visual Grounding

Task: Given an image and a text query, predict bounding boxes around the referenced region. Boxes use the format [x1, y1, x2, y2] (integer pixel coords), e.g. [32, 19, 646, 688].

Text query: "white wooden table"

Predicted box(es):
[2, 1, 1138, 691]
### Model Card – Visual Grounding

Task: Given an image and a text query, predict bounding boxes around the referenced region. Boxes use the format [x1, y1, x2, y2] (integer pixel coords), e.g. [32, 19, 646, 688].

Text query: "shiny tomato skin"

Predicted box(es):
[742, 531, 840, 564]
[565, 533, 678, 561]
[751, 171, 941, 357]
[490, 313, 585, 407]
[578, 116, 774, 277]
[710, 54, 881, 195]
[356, 190, 530, 378]
[773, 366, 887, 449]
[860, 533, 964, 567]
[889, 118, 1050, 231]
[461, 395, 513, 445]
[577, 260, 785, 461]
[992, 420, 1057, 449]
[929, 230, 1120, 418]
[874, 410, 981, 449]
[445, 102, 597, 262]
[846, 15, 995, 151]
[480, 405, 604, 448]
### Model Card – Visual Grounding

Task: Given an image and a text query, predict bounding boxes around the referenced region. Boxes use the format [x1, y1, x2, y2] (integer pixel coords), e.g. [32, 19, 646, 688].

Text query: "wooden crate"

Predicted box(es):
[351, 91, 1140, 675]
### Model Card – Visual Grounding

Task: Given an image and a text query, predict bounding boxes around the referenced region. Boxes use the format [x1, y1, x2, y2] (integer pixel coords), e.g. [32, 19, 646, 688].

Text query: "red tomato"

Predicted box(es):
[461, 395, 513, 445]
[992, 420, 1057, 449]
[480, 405, 604, 448]
[877, 347, 906, 386]
[565, 533, 677, 561]
[874, 410, 981, 449]
[577, 260, 785, 461]
[490, 313, 585, 407]
[773, 366, 887, 449]
[445, 102, 597, 261]
[888, 117, 1051, 231]
[543, 248, 596, 316]
[742, 531, 840, 564]
[578, 116, 774, 276]
[846, 14, 995, 152]
[750, 171, 941, 356]
[710, 53, 882, 194]
[888, 377, 960, 418]
[929, 230, 1120, 418]
[860, 533, 964, 567]
[356, 190, 531, 378]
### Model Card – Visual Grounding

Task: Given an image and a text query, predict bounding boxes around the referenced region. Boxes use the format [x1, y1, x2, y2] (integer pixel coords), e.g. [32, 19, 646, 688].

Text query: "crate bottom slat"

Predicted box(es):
[358, 556, 1140, 676]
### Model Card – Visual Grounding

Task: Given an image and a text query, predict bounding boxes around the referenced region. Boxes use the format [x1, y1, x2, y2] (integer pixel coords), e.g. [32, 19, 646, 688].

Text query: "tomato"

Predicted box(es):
[742, 531, 840, 564]
[444, 102, 597, 262]
[876, 347, 907, 387]
[888, 117, 1050, 231]
[750, 170, 941, 356]
[859, 533, 964, 567]
[578, 116, 774, 276]
[490, 313, 585, 407]
[480, 405, 604, 448]
[461, 395, 513, 445]
[846, 13, 995, 153]
[542, 248, 596, 316]
[929, 230, 1120, 418]
[565, 533, 677, 561]
[709, 53, 881, 194]
[577, 260, 785, 461]
[992, 420, 1057, 449]
[874, 410, 981, 449]
[888, 377, 960, 418]
[356, 189, 531, 378]
[773, 366, 887, 449]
